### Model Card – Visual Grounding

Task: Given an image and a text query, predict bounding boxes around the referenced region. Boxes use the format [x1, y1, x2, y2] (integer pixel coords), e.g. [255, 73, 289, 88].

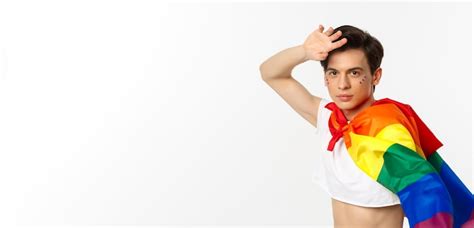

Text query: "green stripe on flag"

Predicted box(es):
[426, 151, 443, 172]
[377, 143, 436, 193]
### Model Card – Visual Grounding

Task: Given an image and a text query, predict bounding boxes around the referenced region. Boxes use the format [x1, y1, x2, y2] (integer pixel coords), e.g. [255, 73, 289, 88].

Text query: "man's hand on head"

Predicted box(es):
[302, 24, 348, 61]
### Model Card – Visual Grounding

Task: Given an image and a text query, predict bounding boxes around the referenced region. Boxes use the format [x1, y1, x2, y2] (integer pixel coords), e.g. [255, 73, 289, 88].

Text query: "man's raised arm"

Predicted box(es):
[259, 24, 347, 127]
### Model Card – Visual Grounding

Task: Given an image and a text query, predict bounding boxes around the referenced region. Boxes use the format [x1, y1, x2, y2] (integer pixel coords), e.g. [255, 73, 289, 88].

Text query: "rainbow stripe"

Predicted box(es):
[328, 99, 473, 228]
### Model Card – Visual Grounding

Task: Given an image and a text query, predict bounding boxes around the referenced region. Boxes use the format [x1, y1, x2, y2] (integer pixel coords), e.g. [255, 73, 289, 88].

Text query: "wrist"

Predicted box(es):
[296, 44, 308, 62]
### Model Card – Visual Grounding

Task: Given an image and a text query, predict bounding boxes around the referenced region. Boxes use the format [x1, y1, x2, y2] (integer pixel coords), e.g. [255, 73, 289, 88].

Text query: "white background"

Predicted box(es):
[0, 1, 471, 227]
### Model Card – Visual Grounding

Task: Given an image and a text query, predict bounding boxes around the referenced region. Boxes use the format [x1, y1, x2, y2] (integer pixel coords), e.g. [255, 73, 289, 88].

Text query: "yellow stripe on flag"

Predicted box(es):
[347, 123, 417, 180]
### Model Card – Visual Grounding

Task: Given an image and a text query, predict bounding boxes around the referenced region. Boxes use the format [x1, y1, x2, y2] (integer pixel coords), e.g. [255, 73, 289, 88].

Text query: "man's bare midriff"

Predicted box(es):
[331, 198, 405, 228]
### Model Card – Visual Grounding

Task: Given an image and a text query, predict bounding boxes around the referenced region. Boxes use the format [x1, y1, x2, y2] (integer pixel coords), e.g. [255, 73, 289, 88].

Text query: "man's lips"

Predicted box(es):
[337, 95, 353, 101]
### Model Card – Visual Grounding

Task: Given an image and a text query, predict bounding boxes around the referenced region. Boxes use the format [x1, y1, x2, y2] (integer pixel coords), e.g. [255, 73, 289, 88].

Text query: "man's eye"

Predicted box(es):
[351, 71, 359, 76]
[329, 72, 336, 76]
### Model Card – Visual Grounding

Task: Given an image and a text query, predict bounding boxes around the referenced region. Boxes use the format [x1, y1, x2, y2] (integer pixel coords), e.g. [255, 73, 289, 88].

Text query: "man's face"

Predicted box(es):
[324, 48, 381, 118]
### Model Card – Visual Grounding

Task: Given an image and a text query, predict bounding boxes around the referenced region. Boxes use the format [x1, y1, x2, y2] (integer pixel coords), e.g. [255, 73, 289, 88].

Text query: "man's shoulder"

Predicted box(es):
[373, 98, 416, 119]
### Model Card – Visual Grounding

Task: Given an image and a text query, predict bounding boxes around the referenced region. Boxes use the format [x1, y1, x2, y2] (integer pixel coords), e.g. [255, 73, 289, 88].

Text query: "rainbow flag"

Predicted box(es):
[325, 98, 474, 228]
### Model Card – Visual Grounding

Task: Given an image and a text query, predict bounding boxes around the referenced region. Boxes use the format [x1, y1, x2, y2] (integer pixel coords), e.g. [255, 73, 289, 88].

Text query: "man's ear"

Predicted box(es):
[372, 67, 382, 85]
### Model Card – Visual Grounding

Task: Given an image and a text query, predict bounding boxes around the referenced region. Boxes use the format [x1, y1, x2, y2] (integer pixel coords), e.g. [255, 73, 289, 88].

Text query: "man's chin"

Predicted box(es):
[335, 102, 352, 110]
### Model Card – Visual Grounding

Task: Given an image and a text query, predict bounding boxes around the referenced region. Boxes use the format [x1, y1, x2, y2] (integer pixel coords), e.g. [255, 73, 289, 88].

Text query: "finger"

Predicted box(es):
[328, 30, 342, 41]
[318, 24, 324, 33]
[331, 38, 348, 49]
[323, 26, 334, 36]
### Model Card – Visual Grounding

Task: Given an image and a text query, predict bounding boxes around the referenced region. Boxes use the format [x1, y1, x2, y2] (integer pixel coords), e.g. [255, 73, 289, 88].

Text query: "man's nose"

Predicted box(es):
[337, 75, 350, 90]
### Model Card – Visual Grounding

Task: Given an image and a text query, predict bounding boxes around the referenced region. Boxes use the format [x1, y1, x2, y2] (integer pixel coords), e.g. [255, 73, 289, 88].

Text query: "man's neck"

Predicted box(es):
[342, 96, 376, 121]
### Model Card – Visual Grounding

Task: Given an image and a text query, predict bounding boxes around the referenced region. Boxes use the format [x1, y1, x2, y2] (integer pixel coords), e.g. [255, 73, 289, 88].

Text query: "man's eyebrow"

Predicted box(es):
[325, 67, 364, 73]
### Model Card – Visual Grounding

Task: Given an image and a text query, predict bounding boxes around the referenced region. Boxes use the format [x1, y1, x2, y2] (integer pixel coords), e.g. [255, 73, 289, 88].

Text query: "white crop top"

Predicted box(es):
[312, 98, 401, 207]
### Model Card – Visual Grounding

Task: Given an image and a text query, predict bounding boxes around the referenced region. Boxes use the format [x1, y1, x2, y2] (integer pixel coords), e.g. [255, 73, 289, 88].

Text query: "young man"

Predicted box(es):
[259, 24, 473, 228]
